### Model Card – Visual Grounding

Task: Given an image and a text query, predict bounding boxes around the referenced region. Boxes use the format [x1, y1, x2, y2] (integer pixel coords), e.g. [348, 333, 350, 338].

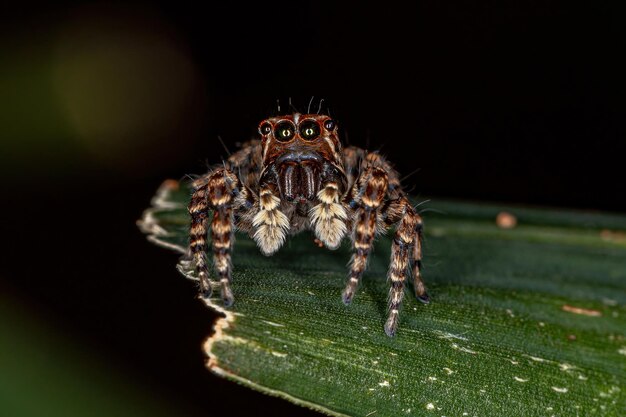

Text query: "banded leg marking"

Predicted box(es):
[310, 182, 348, 250]
[189, 168, 240, 304]
[189, 185, 211, 297]
[343, 167, 388, 304]
[252, 186, 289, 255]
[384, 201, 425, 337]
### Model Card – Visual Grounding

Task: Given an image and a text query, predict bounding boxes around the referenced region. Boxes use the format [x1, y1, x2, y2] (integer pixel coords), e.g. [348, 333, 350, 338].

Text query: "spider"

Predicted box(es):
[188, 112, 429, 336]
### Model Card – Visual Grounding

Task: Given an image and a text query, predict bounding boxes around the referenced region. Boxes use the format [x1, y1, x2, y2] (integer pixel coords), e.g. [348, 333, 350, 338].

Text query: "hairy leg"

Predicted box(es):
[252, 185, 290, 256]
[310, 181, 348, 250]
[189, 183, 211, 297]
[343, 167, 388, 304]
[384, 198, 425, 336]
[189, 168, 241, 304]
[412, 217, 429, 303]
[383, 197, 429, 303]
[342, 148, 428, 336]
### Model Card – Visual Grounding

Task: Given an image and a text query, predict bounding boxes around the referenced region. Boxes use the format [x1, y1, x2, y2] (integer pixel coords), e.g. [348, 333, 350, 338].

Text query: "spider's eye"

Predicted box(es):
[259, 122, 272, 136]
[324, 119, 336, 131]
[299, 120, 320, 140]
[274, 121, 295, 142]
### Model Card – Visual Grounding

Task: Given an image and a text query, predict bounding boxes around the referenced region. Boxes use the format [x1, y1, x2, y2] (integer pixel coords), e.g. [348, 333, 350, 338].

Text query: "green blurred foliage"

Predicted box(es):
[0, 4, 206, 178]
[0, 293, 189, 417]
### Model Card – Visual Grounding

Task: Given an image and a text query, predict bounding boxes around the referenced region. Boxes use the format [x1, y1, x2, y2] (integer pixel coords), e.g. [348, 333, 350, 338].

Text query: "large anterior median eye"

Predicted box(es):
[299, 120, 320, 140]
[274, 121, 295, 142]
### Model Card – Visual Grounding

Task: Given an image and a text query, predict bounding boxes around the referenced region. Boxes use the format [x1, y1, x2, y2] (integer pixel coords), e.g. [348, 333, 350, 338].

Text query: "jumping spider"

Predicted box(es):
[188, 113, 429, 336]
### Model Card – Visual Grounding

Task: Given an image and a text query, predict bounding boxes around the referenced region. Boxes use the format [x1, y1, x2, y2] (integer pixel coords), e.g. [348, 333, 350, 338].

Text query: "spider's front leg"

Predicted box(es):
[189, 168, 246, 305]
[252, 184, 290, 256]
[343, 167, 388, 305]
[310, 181, 349, 250]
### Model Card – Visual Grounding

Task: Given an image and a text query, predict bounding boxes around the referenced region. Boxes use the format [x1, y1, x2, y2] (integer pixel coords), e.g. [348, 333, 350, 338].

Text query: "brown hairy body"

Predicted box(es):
[188, 113, 428, 336]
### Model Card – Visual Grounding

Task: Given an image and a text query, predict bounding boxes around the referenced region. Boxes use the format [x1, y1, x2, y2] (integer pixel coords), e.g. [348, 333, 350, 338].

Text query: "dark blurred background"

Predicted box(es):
[1, 1, 624, 416]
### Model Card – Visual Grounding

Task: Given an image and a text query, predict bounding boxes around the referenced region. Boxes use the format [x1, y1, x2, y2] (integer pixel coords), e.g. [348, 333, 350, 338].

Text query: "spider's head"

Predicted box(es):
[258, 113, 346, 202]
[258, 113, 342, 166]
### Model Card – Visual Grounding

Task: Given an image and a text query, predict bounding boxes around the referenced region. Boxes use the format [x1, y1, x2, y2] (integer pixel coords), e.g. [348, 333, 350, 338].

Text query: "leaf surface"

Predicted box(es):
[139, 180, 626, 417]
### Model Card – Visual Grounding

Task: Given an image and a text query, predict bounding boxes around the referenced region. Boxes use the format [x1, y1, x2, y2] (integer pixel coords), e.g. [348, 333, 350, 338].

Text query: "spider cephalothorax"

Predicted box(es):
[188, 113, 429, 336]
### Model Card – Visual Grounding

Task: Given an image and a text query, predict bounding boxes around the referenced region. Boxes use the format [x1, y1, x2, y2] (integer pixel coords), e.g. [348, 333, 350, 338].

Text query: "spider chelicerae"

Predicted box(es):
[188, 112, 429, 336]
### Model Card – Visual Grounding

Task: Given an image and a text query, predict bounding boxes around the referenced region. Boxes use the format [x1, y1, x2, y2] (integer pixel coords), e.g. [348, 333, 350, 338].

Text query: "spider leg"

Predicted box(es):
[412, 218, 429, 303]
[189, 168, 242, 305]
[343, 167, 388, 304]
[252, 185, 289, 256]
[310, 181, 348, 250]
[384, 197, 426, 336]
[189, 184, 211, 297]
[383, 198, 429, 303]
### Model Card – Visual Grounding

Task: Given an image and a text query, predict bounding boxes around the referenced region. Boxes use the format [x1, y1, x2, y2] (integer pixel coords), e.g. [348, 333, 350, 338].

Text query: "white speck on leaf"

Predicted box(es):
[559, 363, 577, 373]
[618, 346, 626, 356]
[262, 320, 284, 327]
[433, 330, 468, 341]
[365, 411, 377, 416]
[551, 386, 568, 393]
[514, 376, 529, 382]
[378, 380, 390, 387]
[443, 367, 454, 375]
[451, 343, 478, 354]
[426, 403, 435, 410]
[271, 351, 287, 357]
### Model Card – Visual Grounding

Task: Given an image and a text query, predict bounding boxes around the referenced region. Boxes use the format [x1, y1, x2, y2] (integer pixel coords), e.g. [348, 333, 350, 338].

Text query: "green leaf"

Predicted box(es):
[138, 180, 626, 417]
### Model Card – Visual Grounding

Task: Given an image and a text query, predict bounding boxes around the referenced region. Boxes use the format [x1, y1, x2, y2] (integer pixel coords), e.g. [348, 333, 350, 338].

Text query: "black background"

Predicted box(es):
[1, 1, 624, 416]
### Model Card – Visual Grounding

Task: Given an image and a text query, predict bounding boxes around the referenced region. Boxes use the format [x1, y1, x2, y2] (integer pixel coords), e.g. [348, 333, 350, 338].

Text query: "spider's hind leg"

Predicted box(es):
[412, 218, 429, 304]
[188, 168, 242, 306]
